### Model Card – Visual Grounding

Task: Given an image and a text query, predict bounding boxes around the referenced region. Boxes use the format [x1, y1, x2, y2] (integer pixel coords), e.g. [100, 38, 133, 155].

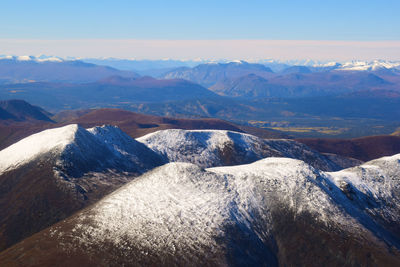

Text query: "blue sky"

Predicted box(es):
[1, 0, 399, 40]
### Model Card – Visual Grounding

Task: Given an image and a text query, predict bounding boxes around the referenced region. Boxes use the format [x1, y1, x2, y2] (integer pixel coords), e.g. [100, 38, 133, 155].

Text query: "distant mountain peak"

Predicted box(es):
[0, 99, 53, 122]
[0, 57, 140, 83]
[0, 55, 64, 63]
[338, 60, 400, 71]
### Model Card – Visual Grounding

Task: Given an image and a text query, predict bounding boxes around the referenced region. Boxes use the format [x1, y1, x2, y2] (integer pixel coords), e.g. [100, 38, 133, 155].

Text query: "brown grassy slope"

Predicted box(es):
[297, 135, 400, 162]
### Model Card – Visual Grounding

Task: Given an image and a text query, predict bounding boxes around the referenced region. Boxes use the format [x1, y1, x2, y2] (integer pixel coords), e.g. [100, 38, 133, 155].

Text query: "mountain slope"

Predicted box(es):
[0, 107, 286, 151]
[1, 155, 399, 266]
[163, 61, 274, 87]
[297, 135, 400, 162]
[0, 58, 139, 84]
[0, 77, 218, 111]
[209, 70, 397, 98]
[138, 129, 360, 171]
[280, 65, 312, 74]
[0, 99, 53, 122]
[327, 154, 400, 241]
[0, 124, 164, 251]
[210, 74, 278, 98]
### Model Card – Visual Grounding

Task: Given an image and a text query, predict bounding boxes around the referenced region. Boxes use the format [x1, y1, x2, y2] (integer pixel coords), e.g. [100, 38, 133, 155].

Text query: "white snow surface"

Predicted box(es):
[326, 154, 400, 224]
[137, 129, 269, 167]
[338, 60, 400, 71]
[0, 124, 79, 174]
[73, 157, 374, 254]
[0, 124, 162, 176]
[137, 129, 342, 171]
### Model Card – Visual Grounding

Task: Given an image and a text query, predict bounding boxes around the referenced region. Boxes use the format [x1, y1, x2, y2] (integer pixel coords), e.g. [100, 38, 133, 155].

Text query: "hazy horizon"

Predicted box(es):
[1, 39, 400, 62]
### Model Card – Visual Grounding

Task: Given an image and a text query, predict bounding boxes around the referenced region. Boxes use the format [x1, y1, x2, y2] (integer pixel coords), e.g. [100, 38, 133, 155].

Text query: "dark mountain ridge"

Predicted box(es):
[209, 70, 398, 98]
[0, 99, 53, 122]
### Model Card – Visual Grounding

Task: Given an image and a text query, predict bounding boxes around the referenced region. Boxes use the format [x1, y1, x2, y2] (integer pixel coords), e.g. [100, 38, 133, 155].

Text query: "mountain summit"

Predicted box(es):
[0, 124, 164, 250]
[1, 154, 399, 266]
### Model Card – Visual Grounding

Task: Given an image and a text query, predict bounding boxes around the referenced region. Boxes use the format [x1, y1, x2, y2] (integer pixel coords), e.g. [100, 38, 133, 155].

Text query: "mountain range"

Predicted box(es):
[0, 57, 139, 84]
[1, 127, 399, 265]
[0, 124, 360, 251]
[163, 61, 274, 87]
[0, 76, 217, 111]
[0, 100, 286, 150]
[0, 96, 399, 265]
[0, 58, 399, 138]
[3, 99, 400, 163]
[78, 57, 400, 73]
[164, 63, 399, 98]
[1, 56, 400, 265]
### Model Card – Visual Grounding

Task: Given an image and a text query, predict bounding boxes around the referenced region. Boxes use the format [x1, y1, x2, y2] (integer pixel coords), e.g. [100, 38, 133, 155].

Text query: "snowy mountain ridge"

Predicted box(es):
[0, 124, 79, 174]
[36, 153, 400, 266]
[337, 60, 400, 71]
[0, 124, 163, 177]
[0, 125, 362, 177]
[137, 129, 357, 171]
[327, 153, 400, 233]
[1, 124, 400, 265]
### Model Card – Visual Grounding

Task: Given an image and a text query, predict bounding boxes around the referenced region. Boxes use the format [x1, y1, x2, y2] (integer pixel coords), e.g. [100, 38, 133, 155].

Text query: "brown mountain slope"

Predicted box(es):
[0, 108, 286, 150]
[69, 108, 286, 139]
[297, 135, 400, 162]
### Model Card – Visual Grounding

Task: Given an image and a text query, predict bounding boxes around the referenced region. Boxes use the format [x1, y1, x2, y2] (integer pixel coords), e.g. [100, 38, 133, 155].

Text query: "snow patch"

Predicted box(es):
[0, 124, 79, 174]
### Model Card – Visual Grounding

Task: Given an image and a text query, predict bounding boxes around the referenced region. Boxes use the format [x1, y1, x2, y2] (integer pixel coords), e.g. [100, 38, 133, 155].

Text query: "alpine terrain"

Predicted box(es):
[0, 154, 399, 266]
[0, 125, 359, 252]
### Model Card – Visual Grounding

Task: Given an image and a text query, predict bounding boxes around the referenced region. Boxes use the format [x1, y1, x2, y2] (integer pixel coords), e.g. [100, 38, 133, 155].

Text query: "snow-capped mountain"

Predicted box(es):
[2, 155, 399, 266]
[0, 56, 139, 84]
[0, 124, 163, 176]
[259, 59, 400, 71]
[0, 124, 164, 251]
[137, 129, 359, 171]
[0, 55, 64, 62]
[0, 125, 362, 252]
[337, 60, 400, 71]
[327, 154, 400, 240]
